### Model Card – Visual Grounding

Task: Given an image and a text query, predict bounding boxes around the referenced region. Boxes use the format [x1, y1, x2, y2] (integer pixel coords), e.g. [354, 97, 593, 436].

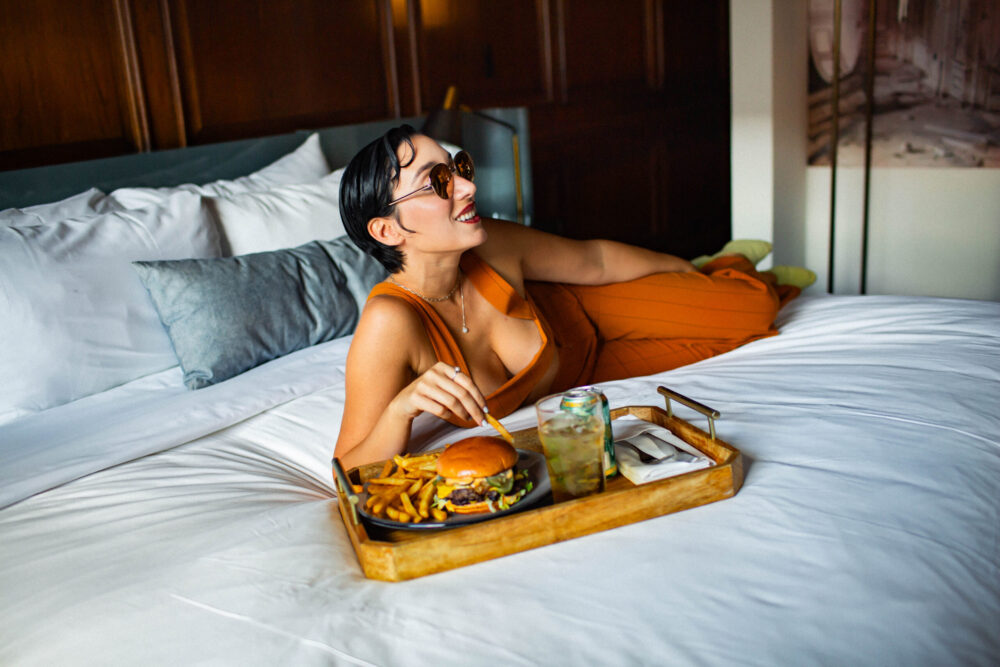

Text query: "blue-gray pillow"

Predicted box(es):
[133, 237, 387, 389]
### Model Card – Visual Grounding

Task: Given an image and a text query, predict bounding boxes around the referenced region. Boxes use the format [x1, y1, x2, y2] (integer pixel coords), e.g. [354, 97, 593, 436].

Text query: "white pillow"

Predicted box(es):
[0, 188, 108, 227]
[0, 192, 221, 424]
[105, 133, 330, 210]
[207, 167, 346, 256]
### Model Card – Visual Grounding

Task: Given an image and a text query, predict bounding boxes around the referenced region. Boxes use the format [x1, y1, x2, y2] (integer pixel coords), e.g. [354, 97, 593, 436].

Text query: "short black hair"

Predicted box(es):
[339, 124, 419, 273]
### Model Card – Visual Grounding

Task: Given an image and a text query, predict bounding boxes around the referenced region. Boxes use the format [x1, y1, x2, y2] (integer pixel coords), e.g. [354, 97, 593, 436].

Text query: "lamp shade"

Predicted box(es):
[422, 85, 463, 144]
[421, 107, 463, 145]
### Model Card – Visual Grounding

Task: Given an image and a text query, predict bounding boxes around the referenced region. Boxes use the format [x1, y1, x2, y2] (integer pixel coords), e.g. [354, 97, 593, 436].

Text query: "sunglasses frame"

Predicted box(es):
[388, 150, 474, 206]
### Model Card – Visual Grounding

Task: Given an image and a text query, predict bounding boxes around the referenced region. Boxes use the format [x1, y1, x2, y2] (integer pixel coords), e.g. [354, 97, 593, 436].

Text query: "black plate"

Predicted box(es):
[357, 449, 550, 531]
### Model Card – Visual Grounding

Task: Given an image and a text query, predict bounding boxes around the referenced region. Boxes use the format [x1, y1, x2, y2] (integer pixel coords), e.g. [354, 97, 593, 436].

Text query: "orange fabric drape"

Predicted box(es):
[528, 255, 799, 388]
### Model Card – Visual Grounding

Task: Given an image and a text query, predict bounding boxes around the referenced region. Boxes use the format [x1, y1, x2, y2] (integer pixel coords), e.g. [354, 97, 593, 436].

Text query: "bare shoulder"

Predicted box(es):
[478, 218, 533, 256]
[356, 292, 424, 339]
[478, 217, 600, 284]
[351, 293, 427, 364]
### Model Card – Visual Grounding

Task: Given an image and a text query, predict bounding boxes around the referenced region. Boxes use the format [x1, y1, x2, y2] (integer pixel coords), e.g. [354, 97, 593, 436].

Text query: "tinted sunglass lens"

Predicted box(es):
[429, 163, 452, 199]
[455, 152, 475, 180]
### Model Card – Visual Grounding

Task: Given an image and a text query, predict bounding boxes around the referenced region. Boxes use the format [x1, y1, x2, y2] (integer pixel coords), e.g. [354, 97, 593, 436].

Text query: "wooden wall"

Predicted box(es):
[0, 0, 730, 257]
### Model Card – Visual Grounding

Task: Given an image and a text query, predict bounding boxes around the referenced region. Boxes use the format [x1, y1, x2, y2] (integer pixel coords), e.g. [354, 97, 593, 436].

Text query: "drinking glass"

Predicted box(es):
[535, 390, 606, 502]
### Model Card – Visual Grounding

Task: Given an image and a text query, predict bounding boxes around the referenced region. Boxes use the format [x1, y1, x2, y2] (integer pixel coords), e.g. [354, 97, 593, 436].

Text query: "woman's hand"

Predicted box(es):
[335, 298, 488, 469]
[390, 361, 487, 426]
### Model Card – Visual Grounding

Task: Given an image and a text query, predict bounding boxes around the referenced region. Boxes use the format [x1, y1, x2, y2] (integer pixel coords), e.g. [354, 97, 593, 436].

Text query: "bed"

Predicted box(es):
[1, 109, 998, 666]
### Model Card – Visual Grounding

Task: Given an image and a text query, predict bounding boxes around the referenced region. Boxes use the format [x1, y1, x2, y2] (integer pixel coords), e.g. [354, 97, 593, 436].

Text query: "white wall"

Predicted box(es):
[730, 0, 775, 267]
[731, 0, 1000, 300]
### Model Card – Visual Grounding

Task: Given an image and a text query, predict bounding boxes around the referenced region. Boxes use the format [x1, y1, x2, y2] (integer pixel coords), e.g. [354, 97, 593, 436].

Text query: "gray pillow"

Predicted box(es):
[133, 237, 387, 389]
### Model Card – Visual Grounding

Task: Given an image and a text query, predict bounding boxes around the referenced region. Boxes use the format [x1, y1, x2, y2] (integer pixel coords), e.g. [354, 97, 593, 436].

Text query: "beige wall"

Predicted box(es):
[731, 0, 1000, 300]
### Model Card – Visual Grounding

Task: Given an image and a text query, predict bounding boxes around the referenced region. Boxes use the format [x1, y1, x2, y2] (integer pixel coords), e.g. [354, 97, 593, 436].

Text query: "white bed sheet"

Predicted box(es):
[1, 295, 998, 665]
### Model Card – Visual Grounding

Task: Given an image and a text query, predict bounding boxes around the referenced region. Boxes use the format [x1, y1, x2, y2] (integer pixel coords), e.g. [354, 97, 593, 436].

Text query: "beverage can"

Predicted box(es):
[564, 386, 618, 478]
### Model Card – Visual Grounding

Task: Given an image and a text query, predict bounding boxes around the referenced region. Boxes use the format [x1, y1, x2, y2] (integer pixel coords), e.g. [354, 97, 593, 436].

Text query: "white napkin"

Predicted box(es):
[611, 415, 714, 485]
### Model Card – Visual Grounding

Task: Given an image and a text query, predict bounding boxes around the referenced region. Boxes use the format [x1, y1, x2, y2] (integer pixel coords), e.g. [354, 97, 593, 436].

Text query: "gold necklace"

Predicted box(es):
[388, 273, 469, 333]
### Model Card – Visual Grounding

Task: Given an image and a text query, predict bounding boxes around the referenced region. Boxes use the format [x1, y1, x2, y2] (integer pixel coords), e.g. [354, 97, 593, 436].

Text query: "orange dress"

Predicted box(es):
[366, 252, 798, 426]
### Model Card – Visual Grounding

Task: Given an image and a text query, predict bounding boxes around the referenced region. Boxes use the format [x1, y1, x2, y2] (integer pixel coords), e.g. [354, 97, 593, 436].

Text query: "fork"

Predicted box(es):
[616, 440, 676, 465]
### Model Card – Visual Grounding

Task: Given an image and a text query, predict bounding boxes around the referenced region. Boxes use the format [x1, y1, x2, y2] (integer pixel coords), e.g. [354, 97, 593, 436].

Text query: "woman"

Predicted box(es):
[335, 125, 805, 469]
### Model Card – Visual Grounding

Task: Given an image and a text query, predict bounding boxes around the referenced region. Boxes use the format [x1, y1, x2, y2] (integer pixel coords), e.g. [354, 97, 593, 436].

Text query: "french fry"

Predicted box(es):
[362, 451, 450, 522]
[485, 413, 515, 444]
[396, 454, 437, 469]
[417, 480, 435, 518]
[370, 488, 407, 505]
[367, 477, 410, 486]
[400, 492, 418, 518]
[351, 483, 364, 494]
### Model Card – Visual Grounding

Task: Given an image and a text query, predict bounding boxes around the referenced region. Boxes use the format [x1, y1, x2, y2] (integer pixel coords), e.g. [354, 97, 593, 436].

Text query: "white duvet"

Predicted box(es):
[1, 295, 998, 666]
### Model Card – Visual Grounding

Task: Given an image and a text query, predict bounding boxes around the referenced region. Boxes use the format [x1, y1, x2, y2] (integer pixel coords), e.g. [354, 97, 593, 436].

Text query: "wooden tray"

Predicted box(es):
[332, 387, 743, 582]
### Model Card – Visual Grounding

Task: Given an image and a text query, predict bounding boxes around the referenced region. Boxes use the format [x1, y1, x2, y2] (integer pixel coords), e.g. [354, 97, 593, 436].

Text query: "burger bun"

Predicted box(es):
[436, 436, 518, 480]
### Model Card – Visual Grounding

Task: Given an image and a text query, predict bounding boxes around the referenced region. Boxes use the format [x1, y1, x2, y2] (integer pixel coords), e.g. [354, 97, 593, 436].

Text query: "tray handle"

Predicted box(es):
[657, 386, 721, 439]
[332, 456, 360, 526]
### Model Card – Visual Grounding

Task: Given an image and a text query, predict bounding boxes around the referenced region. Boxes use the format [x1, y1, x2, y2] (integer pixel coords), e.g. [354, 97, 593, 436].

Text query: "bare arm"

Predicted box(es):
[334, 296, 487, 469]
[479, 219, 695, 287]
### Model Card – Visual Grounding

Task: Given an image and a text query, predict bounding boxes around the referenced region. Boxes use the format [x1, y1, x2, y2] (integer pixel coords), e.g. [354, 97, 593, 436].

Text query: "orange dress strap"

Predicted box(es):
[365, 251, 556, 426]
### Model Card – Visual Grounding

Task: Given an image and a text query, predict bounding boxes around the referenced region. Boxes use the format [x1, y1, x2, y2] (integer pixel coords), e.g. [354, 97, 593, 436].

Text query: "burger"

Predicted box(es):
[434, 436, 532, 515]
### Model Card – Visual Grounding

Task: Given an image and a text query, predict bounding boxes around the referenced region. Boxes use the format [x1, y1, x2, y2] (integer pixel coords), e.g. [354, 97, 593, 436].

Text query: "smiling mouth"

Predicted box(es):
[456, 204, 479, 223]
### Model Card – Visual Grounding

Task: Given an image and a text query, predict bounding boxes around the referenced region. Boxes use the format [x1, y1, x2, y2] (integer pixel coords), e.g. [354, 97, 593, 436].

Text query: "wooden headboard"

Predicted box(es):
[0, 108, 534, 225]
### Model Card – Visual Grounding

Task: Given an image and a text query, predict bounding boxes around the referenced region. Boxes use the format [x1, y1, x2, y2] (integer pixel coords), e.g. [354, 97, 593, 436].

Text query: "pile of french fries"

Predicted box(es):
[362, 453, 448, 523]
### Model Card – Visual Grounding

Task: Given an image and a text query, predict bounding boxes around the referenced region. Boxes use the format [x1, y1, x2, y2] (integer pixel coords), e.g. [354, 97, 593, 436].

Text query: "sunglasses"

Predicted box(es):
[388, 150, 475, 206]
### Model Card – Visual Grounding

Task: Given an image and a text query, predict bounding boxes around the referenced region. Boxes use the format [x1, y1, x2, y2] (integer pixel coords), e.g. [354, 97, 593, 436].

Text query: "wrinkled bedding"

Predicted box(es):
[1, 295, 998, 666]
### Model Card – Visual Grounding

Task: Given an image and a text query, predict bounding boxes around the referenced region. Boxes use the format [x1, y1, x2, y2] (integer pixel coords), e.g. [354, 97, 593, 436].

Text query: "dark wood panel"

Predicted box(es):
[1, 0, 730, 257]
[532, 117, 659, 245]
[533, 118, 728, 259]
[658, 121, 731, 259]
[559, 0, 654, 98]
[527, 1, 730, 259]
[417, 0, 552, 110]
[0, 0, 146, 170]
[169, 0, 398, 144]
[391, 0, 422, 116]
[661, 0, 730, 105]
[129, 0, 187, 149]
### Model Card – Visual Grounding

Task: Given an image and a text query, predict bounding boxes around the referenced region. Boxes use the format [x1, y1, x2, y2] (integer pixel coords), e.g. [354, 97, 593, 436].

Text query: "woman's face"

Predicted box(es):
[390, 134, 485, 254]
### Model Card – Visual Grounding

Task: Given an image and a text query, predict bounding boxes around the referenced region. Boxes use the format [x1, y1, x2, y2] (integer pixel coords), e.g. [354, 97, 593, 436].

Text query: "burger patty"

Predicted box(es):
[448, 488, 482, 505]
[447, 478, 527, 506]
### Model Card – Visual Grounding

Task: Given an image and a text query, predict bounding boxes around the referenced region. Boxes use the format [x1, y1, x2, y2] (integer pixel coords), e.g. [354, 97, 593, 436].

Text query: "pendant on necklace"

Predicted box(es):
[462, 326, 469, 334]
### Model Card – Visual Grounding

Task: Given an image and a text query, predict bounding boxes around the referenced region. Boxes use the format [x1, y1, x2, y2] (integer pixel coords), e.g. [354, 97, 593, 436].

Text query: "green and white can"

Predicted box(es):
[564, 385, 618, 478]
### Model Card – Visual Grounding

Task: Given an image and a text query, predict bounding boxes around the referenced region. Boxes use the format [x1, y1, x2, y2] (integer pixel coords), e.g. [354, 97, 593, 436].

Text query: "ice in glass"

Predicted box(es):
[535, 390, 606, 501]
